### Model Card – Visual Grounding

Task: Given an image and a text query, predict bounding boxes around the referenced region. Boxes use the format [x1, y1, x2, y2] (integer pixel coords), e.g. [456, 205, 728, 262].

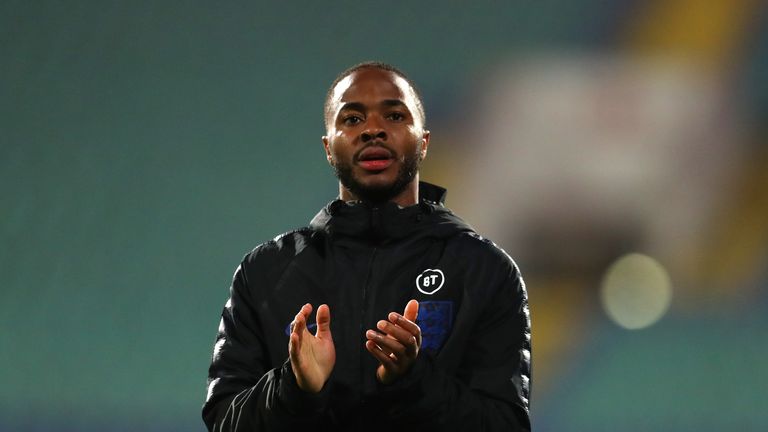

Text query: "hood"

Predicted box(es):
[309, 182, 474, 242]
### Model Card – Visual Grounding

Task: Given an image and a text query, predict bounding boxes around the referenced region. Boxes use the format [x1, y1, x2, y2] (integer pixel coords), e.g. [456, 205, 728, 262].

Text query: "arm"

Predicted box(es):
[202, 262, 333, 431]
[368, 261, 532, 431]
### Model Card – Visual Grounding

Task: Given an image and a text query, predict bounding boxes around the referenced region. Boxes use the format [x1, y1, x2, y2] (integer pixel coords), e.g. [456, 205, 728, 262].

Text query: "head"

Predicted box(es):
[322, 62, 430, 206]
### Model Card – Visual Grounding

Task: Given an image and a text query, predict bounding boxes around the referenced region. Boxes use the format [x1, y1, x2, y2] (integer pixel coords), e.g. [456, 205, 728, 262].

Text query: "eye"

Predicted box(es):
[342, 115, 363, 126]
[387, 112, 405, 121]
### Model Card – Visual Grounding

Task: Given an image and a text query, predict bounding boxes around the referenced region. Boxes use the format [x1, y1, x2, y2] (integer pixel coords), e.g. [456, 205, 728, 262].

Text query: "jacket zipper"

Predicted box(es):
[359, 206, 381, 424]
[359, 244, 378, 413]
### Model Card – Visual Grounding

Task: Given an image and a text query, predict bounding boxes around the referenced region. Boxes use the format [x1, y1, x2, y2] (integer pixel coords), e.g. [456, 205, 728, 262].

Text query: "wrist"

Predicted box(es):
[295, 374, 326, 393]
[279, 360, 332, 413]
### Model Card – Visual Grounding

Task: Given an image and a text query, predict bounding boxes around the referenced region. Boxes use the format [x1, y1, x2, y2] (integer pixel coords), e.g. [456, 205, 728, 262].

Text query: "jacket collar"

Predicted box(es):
[309, 182, 460, 241]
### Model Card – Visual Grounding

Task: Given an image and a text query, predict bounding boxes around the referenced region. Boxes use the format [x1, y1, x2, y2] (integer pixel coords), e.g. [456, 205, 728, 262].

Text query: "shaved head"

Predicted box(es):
[324, 61, 426, 130]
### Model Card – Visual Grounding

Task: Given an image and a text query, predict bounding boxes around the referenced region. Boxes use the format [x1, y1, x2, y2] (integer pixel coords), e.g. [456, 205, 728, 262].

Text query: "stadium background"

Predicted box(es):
[2, 1, 767, 430]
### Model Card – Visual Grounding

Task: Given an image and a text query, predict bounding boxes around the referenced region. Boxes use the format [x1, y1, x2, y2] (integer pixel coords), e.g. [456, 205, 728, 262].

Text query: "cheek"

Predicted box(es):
[328, 138, 354, 160]
[331, 131, 353, 148]
[403, 126, 423, 142]
[403, 130, 425, 152]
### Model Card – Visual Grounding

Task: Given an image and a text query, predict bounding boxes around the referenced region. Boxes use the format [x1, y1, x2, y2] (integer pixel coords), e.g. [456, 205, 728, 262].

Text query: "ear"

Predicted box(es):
[419, 130, 430, 160]
[322, 136, 333, 166]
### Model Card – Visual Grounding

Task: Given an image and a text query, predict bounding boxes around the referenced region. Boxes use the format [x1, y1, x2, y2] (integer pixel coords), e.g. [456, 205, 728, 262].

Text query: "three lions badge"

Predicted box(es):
[415, 269, 452, 353]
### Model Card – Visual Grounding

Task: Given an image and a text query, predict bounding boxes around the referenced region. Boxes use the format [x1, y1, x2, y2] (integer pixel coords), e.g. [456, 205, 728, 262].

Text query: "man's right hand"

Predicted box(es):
[288, 303, 335, 393]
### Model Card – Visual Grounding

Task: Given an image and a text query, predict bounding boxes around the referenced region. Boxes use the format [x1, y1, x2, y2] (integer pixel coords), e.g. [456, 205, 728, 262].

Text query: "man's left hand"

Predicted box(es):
[365, 299, 421, 385]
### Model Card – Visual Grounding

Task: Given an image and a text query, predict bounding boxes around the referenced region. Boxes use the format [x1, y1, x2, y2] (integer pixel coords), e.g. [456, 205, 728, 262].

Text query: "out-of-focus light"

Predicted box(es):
[600, 253, 672, 330]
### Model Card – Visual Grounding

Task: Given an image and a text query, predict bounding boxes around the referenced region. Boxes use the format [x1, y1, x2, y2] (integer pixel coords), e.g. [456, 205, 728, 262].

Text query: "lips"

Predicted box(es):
[356, 146, 395, 171]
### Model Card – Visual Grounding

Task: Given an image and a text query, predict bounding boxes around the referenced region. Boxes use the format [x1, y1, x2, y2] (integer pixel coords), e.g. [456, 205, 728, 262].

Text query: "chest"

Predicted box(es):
[257, 239, 469, 365]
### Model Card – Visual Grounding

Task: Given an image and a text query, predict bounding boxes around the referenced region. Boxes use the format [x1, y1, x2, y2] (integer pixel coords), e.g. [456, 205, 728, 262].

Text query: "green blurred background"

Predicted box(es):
[2, 1, 767, 431]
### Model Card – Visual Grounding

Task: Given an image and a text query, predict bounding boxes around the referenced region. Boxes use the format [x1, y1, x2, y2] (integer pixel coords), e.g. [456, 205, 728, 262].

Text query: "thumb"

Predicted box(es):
[403, 299, 419, 322]
[315, 304, 332, 338]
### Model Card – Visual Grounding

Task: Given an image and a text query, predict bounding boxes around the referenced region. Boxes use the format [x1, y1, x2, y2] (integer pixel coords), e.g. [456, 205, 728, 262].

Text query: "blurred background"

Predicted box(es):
[2, 1, 767, 431]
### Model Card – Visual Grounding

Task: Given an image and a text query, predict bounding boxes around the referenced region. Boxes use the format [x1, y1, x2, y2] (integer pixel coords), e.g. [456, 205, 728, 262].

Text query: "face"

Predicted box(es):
[323, 68, 429, 205]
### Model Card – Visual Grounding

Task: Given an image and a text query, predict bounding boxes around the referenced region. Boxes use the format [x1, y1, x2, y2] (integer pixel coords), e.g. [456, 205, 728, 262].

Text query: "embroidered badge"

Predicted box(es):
[417, 301, 453, 354]
[416, 268, 445, 295]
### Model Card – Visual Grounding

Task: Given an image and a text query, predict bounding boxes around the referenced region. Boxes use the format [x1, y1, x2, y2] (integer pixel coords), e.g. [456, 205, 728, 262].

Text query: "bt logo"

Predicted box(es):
[416, 269, 445, 295]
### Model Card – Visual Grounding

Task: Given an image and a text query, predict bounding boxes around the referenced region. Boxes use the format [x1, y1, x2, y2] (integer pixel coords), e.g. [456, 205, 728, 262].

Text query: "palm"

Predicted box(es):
[297, 327, 335, 387]
[289, 304, 335, 393]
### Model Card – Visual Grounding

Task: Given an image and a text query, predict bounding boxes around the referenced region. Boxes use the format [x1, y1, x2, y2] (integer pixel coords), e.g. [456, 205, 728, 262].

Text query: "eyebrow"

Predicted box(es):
[380, 99, 408, 110]
[338, 99, 409, 114]
[338, 102, 366, 114]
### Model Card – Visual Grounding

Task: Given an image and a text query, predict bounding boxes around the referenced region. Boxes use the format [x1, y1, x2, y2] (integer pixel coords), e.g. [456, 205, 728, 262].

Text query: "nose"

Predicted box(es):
[361, 117, 387, 142]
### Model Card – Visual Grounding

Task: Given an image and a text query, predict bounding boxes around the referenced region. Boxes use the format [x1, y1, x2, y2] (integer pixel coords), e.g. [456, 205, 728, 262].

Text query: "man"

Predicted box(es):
[202, 62, 532, 431]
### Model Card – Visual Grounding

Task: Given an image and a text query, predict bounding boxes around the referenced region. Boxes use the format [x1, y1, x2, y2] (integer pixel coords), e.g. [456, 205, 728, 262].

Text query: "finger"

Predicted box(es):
[365, 329, 398, 356]
[378, 321, 418, 357]
[300, 303, 313, 320]
[403, 299, 419, 322]
[388, 312, 421, 338]
[365, 340, 397, 368]
[315, 304, 332, 338]
[293, 303, 313, 334]
[293, 311, 307, 341]
[289, 332, 301, 364]
[376, 320, 416, 347]
[366, 329, 406, 358]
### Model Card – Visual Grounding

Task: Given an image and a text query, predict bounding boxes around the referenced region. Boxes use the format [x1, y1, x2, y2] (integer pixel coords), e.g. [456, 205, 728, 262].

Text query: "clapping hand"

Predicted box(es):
[289, 303, 335, 393]
[365, 300, 422, 384]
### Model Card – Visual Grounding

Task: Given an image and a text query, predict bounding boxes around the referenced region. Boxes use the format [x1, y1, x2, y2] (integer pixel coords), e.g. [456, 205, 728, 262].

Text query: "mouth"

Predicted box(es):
[355, 146, 395, 171]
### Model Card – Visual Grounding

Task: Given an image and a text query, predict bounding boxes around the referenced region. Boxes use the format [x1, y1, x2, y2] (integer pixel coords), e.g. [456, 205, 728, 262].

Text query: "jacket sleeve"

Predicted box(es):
[377, 259, 532, 431]
[202, 261, 330, 431]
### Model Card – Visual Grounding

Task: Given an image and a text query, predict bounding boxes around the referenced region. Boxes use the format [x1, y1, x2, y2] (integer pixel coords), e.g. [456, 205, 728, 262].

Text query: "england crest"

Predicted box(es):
[417, 301, 453, 354]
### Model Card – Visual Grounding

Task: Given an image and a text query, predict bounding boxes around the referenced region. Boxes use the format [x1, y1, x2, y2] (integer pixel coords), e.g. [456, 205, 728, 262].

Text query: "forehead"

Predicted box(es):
[330, 68, 418, 112]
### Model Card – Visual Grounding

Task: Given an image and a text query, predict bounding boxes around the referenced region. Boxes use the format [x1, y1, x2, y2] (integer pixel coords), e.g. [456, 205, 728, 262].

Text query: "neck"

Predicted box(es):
[339, 175, 420, 207]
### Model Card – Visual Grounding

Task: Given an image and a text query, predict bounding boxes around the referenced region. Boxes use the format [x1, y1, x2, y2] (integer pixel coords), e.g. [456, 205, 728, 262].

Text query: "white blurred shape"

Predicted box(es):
[456, 55, 746, 275]
[600, 253, 673, 329]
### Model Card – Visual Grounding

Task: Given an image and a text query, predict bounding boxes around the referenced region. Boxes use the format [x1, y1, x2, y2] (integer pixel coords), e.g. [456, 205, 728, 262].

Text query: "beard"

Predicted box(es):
[333, 146, 422, 204]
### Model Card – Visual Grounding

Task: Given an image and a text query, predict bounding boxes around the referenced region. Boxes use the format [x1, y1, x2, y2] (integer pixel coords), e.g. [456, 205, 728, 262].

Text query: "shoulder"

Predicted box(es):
[450, 231, 521, 275]
[241, 227, 316, 273]
[451, 232, 529, 316]
[446, 230, 527, 301]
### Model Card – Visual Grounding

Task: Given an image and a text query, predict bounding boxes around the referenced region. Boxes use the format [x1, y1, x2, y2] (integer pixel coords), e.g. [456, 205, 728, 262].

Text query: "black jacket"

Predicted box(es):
[203, 183, 531, 431]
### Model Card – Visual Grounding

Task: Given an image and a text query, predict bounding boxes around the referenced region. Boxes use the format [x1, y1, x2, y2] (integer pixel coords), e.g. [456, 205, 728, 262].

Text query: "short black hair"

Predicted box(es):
[323, 61, 426, 130]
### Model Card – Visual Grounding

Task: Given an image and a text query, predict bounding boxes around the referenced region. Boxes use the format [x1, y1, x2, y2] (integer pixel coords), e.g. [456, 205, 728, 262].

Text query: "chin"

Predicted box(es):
[357, 175, 397, 188]
[335, 159, 417, 203]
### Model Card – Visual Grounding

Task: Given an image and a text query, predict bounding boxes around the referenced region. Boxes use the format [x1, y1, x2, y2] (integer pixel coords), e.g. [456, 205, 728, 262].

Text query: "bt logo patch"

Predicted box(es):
[416, 269, 445, 295]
